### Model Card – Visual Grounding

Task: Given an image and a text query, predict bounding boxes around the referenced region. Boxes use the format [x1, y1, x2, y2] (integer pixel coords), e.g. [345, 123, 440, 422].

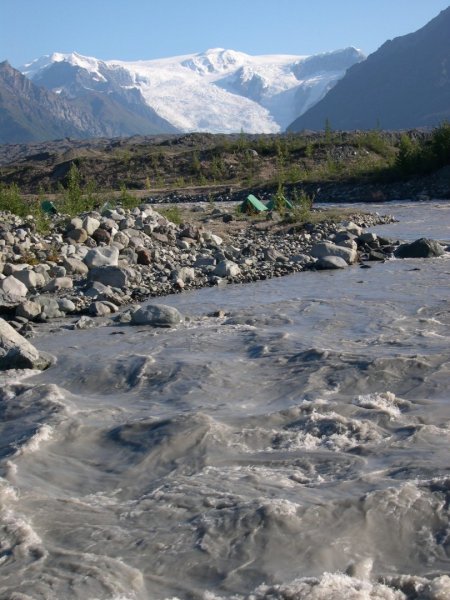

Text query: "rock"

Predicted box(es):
[214, 260, 241, 278]
[88, 266, 129, 289]
[152, 232, 169, 244]
[194, 256, 216, 268]
[0, 275, 28, 297]
[315, 256, 348, 270]
[35, 296, 64, 319]
[55, 298, 75, 314]
[0, 317, 51, 370]
[82, 216, 101, 236]
[394, 238, 445, 259]
[49, 265, 67, 278]
[136, 248, 152, 265]
[43, 277, 74, 292]
[203, 232, 223, 246]
[66, 228, 88, 244]
[84, 246, 119, 268]
[73, 316, 96, 329]
[88, 301, 116, 317]
[358, 232, 378, 244]
[92, 228, 111, 245]
[368, 250, 387, 261]
[263, 247, 288, 263]
[171, 267, 195, 284]
[16, 300, 42, 321]
[310, 241, 357, 264]
[63, 257, 89, 275]
[342, 221, 363, 236]
[13, 269, 38, 290]
[131, 304, 183, 327]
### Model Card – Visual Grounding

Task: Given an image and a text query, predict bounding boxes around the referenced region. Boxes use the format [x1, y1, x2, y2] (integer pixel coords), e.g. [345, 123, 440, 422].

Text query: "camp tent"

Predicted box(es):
[266, 195, 293, 211]
[240, 194, 268, 214]
[41, 200, 58, 215]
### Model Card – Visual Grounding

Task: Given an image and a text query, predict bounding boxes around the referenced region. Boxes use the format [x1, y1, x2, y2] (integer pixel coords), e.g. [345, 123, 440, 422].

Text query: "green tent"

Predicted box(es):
[41, 200, 58, 215]
[240, 194, 268, 214]
[266, 195, 293, 211]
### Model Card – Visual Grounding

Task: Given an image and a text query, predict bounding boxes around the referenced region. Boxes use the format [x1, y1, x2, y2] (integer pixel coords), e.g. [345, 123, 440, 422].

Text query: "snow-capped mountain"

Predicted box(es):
[21, 47, 365, 134]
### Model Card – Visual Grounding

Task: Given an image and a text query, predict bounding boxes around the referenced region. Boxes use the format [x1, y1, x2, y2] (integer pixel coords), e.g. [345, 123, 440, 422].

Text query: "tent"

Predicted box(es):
[41, 200, 58, 215]
[266, 195, 293, 211]
[239, 194, 268, 214]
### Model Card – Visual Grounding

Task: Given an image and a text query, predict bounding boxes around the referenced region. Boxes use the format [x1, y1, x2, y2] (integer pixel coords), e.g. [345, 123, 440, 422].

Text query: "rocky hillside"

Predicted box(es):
[0, 61, 178, 144]
[288, 7, 450, 131]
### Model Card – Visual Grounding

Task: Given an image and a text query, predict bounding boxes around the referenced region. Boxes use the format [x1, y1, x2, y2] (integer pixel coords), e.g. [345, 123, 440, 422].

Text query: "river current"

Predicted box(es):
[1, 202, 450, 600]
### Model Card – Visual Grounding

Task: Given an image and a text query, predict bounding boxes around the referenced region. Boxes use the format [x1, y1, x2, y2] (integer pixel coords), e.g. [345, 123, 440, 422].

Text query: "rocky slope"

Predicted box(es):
[0, 61, 178, 144]
[288, 7, 450, 131]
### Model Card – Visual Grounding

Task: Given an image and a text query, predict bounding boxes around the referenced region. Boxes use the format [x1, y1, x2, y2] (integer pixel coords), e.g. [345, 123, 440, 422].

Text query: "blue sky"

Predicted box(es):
[2, 0, 449, 67]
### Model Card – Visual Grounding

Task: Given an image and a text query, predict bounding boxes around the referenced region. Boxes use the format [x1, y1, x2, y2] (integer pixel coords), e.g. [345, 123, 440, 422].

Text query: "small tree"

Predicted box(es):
[324, 118, 332, 144]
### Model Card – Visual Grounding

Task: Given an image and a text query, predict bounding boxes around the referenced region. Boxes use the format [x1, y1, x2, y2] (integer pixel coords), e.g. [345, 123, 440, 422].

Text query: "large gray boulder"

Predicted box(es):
[0, 275, 28, 297]
[0, 318, 51, 370]
[394, 238, 445, 259]
[88, 266, 130, 289]
[214, 260, 241, 277]
[315, 256, 348, 270]
[84, 246, 119, 268]
[131, 304, 183, 327]
[310, 241, 357, 264]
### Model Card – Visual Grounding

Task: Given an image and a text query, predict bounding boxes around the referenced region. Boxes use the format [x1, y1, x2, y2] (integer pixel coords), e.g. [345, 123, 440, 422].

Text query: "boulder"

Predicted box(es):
[315, 256, 348, 270]
[63, 257, 89, 275]
[88, 266, 129, 289]
[131, 304, 183, 327]
[12, 269, 38, 290]
[171, 267, 196, 284]
[16, 300, 42, 321]
[66, 228, 88, 244]
[136, 248, 152, 265]
[82, 216, 101, 236]
[0, 275, 28, 297]
[394, 238, 445, 259]
[310, 241, 357, 264]
[88, 301, 116, 317]
[214, 260, 241, 277]
[35, 296, 64, 319]
[92, 228, 111, 245]
[42, 277, 74, 292]
[0, 318, 51, 370]
[84, 246, 119, 268]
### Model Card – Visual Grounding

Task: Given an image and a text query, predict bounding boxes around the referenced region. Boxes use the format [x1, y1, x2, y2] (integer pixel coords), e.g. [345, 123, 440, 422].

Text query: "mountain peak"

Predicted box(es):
[288, 7, 450, 131]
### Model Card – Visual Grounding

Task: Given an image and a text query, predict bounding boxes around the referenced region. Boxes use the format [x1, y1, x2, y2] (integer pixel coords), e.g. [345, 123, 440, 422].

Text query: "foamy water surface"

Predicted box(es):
[1, 202, 450, 599]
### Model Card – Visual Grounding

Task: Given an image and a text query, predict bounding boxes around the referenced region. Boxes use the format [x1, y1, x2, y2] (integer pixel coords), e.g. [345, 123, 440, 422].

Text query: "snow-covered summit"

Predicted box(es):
[21, 47, 365, 133]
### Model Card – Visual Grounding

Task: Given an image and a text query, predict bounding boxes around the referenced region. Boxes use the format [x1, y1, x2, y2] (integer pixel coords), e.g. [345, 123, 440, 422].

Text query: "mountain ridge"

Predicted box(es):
[288, 7, 450, 131]
[0, 60, 178, 144]
[19, 46, 365, 135]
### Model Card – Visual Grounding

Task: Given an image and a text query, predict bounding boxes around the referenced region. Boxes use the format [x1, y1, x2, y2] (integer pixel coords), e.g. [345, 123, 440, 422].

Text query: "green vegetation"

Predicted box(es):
[284, 189, 314, 224]
[395, 122, 450, 176]
[156, 206, 183, 225]
[0, 182, 28, 216]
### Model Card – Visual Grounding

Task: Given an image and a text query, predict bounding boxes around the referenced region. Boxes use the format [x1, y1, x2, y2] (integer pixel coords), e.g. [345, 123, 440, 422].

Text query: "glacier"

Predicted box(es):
[21, 47, 365, 134]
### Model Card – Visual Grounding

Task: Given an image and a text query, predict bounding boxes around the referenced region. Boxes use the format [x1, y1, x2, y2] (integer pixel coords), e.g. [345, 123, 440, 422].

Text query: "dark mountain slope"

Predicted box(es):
[0, 61, 178, 143]
[288, 7, 450, 131]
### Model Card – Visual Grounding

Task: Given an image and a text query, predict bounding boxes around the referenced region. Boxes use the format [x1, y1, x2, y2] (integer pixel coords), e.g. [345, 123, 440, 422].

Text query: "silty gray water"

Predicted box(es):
[1, 202, 450, 599]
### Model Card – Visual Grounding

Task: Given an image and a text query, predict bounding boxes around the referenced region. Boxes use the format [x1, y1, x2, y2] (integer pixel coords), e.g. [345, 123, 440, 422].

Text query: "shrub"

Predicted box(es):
[157, 206, 182, 225]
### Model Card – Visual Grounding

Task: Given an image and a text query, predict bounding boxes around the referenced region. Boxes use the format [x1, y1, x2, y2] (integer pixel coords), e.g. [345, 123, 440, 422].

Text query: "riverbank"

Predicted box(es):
[0, 202, 398, 338]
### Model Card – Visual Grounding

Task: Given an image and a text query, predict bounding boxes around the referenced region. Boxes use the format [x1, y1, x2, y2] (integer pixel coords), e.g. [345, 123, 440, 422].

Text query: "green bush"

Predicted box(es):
[0, 183, 28, 216]
[157, 206, 182, 225]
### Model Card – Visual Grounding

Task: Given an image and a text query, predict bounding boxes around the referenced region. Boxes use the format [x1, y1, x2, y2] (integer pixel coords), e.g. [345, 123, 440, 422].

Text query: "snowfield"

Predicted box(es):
[22, 47, 365, 133]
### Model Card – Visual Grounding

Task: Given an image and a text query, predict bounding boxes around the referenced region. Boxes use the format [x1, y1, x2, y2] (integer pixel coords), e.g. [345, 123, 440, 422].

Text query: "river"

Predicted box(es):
[1, 202, 450, 599]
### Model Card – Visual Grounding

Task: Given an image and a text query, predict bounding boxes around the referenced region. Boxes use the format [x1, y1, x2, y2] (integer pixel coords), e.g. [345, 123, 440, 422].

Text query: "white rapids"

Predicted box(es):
[1, 202, 450, 599]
